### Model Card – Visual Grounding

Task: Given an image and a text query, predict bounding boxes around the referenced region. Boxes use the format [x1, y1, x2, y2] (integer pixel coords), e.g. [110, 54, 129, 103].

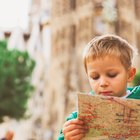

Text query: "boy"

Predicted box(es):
[58, 34, 140, 140]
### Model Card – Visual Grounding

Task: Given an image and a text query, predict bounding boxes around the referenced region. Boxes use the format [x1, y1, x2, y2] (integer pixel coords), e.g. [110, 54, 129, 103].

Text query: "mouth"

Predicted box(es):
[99, 91, 112, 96]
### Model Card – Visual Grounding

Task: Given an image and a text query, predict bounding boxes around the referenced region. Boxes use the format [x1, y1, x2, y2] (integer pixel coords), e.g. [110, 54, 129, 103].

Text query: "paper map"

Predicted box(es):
[78, 93, 140, 140]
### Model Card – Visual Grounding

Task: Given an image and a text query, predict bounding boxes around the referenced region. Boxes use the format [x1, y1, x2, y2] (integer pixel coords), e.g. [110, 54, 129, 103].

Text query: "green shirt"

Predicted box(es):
[57, 86, 140, 140]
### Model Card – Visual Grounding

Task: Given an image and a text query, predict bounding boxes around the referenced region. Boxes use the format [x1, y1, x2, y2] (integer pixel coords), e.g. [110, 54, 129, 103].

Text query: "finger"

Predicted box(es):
[63, 124, 88, 134]
[65, 133, 86, 140]
[72, 133, 86, 140]
[65, 127, 88, 136]
[64, 118, 84, 127]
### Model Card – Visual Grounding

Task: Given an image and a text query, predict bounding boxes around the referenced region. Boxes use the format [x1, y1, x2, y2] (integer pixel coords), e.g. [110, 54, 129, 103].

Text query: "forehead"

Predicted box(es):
[86, 55, 125, 72]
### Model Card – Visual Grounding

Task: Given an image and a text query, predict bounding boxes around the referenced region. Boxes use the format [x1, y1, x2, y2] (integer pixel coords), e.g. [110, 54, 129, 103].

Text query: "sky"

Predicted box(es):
[0, 0, 31, 31]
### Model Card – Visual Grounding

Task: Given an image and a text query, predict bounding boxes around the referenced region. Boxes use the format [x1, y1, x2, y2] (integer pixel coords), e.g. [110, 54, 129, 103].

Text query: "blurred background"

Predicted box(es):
[0, 0, 140, 140]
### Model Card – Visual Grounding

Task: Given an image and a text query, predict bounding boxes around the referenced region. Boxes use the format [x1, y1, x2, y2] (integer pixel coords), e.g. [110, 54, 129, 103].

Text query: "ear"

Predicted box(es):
[127, 67, 136, 82]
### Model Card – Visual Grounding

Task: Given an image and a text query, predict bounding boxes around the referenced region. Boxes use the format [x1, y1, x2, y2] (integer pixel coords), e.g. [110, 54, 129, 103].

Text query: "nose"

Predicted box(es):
[99, 77, 109, 87]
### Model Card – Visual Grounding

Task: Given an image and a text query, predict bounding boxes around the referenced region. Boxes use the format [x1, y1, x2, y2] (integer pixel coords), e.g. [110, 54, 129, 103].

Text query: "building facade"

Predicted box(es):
[44, 0, 140, 140]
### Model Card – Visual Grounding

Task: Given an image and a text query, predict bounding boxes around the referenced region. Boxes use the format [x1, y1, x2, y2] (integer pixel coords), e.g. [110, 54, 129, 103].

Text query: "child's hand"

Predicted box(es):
[62, 118, 88, 140]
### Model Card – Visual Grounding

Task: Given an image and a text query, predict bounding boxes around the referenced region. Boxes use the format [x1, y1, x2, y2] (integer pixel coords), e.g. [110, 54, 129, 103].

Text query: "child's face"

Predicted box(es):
[86, 55, 135, 97]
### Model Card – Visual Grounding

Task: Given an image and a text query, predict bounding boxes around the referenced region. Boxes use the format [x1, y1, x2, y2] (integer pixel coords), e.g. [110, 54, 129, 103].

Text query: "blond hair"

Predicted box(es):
[83, 34, 137, 73]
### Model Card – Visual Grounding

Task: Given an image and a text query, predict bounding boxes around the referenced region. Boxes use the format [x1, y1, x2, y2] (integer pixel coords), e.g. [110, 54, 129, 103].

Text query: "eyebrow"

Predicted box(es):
[88, 72, 98, 76]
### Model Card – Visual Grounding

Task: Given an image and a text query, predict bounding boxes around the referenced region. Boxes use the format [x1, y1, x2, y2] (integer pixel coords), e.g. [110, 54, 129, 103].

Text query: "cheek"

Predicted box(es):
[88, 79, 93, 87]
[111, 78, 127, 91]
[112, 74, 127, 84]
[88, 79, 98, 90]
[117, 75, 128, 84]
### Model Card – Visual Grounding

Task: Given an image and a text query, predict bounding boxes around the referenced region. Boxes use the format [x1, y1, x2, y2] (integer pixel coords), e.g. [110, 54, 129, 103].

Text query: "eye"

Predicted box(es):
[90, 75, 100, 80]
[107, 73, 117, 78]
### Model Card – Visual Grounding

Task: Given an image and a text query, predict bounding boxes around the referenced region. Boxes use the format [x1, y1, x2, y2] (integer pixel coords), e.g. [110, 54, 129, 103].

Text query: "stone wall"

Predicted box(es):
[43, 0, 140, 139]
[44, 1, 105, 139]
[116, 0, 140, 68]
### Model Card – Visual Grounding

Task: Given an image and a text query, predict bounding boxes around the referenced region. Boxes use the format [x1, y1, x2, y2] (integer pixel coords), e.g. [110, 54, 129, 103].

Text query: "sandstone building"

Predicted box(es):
[43, 0, 140, 140]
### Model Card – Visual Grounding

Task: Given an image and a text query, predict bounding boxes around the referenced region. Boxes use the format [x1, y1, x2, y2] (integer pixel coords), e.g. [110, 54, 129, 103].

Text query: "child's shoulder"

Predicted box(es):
[127, 85, 140, 99]
[127, 85, 140, 92]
